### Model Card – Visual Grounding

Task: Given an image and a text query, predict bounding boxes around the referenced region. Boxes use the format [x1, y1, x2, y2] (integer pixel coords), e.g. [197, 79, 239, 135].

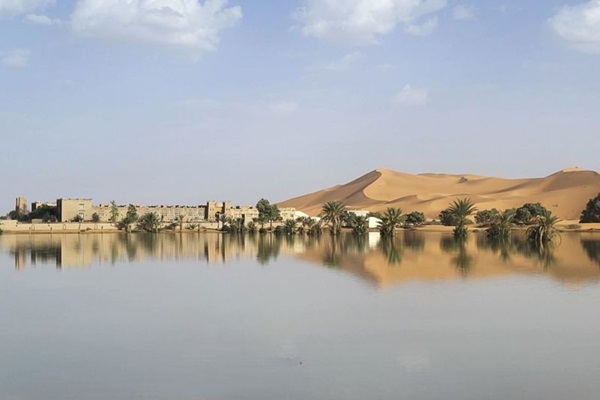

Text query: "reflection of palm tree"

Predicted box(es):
[256, 234, 281, 265]
[322, 236, 341, 267]
[452, 241, 473, 277]
[440, 235, 473, 276]
[137, 233, 160, 258]
[440, 236, 460, 253]
[534, 244, 557, 271]
[379, 237, 403, 266]
[477, 234, 514, 263]
[581, 238, 600, 267]
[512, 233, 557, 270]
[403, 231, 425, 252]
[123, 235, 137, 261]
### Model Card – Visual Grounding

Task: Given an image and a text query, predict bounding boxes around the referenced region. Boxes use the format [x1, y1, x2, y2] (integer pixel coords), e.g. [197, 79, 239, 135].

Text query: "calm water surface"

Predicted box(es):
[1, 231, 600, 400]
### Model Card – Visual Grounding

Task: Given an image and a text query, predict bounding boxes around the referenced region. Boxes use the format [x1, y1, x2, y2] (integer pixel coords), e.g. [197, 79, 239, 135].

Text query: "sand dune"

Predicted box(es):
[279, 167, 600, 220]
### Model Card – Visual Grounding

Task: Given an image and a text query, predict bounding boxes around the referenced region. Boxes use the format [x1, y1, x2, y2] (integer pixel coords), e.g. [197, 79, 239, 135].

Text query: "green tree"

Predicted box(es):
[405, 211, 426, 227]
[372, 207, 404, 238]
[109, 201, 120, 223]
[320, 201, 347, 236]
[475, 209, 501, 227]
[580, 193, 600, 223]
[137, 212, 162, 233]
[256, 199, 282, 230]
[447, 198, 478, 239]
[91, 212, 100, 223]
[439, 209, 460, 226]
[72, 215, 84, 222]
[118, 204, 139, 233]
[514, 203, 548, 225]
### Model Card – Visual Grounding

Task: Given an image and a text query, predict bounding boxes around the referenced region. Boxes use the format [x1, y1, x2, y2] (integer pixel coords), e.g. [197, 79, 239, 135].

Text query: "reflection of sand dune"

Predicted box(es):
[279, 167, 600, 219]
[297, 232, 600, 288]
[1, 232, 600, 288]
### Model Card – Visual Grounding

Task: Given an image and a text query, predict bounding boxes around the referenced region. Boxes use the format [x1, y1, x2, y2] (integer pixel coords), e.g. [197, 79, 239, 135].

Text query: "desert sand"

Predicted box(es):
[279, 167, 600, 220]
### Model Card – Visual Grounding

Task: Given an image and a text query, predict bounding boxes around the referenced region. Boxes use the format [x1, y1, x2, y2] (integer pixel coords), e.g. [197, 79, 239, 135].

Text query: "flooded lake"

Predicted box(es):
[1, 231, 600, 400]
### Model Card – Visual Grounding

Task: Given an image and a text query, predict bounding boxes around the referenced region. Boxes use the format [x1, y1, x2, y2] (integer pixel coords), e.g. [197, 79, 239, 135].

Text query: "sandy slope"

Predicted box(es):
[278, 167, 600, 220]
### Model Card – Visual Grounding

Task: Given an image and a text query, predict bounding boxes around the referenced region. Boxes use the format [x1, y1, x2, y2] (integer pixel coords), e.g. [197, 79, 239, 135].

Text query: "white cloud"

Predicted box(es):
[24, 13, 61, 25]
[549, 0, 600, 53]
[1, 48, 31, 67]
[404, 16, 437, 36]
[0, 0, 52, 15]
[71, 0, 242, 53]
[325, 51, 363, 70]
[453, 4, 475, 20]
[294, 0, 447, 45]
[392, 84, 429, 106]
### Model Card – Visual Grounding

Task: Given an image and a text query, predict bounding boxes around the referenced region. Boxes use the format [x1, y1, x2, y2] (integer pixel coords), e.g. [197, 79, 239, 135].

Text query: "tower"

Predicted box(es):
[15, 197, 27, 215]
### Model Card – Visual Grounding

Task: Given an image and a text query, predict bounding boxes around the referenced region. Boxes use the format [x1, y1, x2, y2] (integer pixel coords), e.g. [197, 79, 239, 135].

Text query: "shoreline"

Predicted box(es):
[1, 222, 599, 235]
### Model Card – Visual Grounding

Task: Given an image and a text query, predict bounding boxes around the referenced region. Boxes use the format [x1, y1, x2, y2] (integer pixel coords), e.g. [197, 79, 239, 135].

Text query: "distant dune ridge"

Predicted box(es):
[278, 167, 600, 220]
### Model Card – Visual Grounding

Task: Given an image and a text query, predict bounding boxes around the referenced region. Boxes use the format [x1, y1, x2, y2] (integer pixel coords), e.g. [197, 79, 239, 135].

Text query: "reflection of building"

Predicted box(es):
[0, 233, 297, 269]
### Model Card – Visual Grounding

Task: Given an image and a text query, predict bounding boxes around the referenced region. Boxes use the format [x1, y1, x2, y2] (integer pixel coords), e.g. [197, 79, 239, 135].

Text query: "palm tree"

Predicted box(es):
[372, 207, 404, 238]
[175, 215, 185, 232]
[137, 212, 162, 233]
[447, 198, 478, 238]
[306, 217, 322, 236]
[347, 214, 369, 236]
[527, 210, 560, 248]
[320, 201, 346, 236]
[283, 219, 297, 235]
[486, 209, 515, 241]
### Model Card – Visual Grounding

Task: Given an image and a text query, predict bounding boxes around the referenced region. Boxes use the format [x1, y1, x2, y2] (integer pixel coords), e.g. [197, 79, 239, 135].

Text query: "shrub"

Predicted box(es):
[475, 209, 500, 227]
[405, 211, 426, 227]
[439, 209, 459, 226]
[580, 193, 600, 223]
[514, 203, 548, 225]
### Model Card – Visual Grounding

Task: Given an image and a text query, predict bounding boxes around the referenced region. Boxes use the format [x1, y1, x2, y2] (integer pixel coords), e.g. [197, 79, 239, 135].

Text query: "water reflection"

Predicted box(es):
[581, 237, 600, 267]
[1, 231, 600, 286]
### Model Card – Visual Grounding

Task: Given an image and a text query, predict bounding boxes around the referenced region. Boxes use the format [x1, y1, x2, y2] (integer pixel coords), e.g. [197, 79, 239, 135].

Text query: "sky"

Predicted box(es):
[1, 0, 599, 212]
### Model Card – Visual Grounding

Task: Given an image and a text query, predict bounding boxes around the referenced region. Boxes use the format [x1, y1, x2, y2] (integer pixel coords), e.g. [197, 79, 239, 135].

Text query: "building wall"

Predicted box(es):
[280, 207, 297, 221]
[16, 196, 295, 226]
[206, 201, 232, 221]
[230, 206, 260, 225]
[92, 204, 207, 223]
[57, 198, 93, 222]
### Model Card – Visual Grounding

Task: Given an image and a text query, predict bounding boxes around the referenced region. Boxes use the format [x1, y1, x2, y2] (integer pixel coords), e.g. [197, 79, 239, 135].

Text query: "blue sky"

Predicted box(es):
[1, 0, 599, 212]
